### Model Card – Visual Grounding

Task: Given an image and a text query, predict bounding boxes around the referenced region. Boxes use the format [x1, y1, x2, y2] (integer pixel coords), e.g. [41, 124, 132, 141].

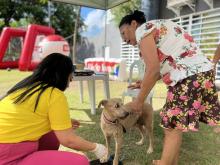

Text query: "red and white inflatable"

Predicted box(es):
[0, 24, 70, 71]
[19, 24, 55, 71]
[38, 34, 70, 59]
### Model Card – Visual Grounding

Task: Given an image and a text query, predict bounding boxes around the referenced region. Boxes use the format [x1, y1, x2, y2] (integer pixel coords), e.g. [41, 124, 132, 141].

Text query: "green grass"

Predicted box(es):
[0, 69, 219, 165]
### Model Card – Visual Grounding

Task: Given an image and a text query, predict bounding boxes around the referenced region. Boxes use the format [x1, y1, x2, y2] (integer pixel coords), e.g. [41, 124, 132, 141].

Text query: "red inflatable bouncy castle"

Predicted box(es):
[0, 24, 55, 71]
[0, 28, 26, 69]
[19, 24, 55, 71]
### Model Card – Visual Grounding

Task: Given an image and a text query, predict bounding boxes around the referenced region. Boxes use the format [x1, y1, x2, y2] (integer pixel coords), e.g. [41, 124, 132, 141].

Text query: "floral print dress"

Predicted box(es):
[136, 19, 213, 86]
[135, 20, 220, 131]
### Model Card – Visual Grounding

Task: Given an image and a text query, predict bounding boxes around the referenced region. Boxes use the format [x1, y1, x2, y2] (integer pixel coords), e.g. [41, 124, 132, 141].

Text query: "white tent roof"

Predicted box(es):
[50, 0, 129, 10]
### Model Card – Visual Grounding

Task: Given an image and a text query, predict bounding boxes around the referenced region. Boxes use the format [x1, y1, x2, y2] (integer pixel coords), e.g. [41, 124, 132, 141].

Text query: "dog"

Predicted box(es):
[98, 98, 154, 165]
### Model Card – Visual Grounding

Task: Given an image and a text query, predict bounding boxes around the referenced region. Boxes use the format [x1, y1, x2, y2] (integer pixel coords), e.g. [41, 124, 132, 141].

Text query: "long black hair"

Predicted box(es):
[2, 53, 74, 111]
[119, 10, 146, 28]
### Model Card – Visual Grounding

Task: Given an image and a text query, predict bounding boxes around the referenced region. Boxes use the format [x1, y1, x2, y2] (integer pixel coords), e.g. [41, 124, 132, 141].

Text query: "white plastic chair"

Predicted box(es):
[122, 59, 154, 104]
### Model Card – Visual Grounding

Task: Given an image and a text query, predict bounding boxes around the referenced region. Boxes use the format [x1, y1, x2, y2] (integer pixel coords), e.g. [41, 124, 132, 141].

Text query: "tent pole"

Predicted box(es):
[48, 1, 51, 27]
[72, 6, 81, 64]
[103, 0, 108, 60]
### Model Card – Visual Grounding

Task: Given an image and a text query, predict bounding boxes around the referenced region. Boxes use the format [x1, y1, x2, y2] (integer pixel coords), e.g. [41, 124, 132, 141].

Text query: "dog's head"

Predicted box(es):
[98, 98, 129, 120]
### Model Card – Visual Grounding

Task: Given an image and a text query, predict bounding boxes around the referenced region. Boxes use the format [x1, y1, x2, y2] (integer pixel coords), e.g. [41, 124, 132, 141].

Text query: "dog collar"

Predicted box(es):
[103, 113, 117, 124]
[102, 113, 127, 133]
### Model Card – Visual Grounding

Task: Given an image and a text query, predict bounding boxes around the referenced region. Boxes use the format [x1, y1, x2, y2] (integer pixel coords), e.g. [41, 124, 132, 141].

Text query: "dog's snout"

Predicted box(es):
[124, 111, 129, 117]
[119, 111, 129, 120]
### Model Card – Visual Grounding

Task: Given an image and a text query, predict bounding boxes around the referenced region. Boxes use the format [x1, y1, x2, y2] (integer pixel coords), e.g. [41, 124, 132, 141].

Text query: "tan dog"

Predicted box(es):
[98, 98, 154, 165]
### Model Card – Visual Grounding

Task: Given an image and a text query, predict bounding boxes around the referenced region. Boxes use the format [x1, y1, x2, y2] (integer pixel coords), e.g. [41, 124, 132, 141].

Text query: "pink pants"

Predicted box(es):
[0, 132, 89, 165]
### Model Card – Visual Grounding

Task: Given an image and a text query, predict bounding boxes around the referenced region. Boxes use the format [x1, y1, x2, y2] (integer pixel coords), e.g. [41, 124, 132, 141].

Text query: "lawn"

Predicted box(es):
[0, 69, 219, 165]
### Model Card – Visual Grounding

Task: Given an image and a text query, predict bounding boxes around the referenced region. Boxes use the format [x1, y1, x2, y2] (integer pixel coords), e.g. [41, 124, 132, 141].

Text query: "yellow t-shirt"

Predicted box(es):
[0, 86, 72, 143]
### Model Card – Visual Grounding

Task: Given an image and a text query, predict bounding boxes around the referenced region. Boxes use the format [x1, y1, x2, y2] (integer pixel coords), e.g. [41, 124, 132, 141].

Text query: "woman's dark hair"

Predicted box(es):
[119, 10, 146, 28]
[2, 53, 74, 111]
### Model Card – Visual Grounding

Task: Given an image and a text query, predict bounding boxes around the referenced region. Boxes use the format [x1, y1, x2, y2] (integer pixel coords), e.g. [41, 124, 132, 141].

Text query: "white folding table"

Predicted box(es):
[72, 73, 110, 115]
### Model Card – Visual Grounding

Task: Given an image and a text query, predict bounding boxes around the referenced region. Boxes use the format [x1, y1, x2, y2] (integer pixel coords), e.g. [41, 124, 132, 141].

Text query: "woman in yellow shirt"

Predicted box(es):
[0, 53, 107, 165]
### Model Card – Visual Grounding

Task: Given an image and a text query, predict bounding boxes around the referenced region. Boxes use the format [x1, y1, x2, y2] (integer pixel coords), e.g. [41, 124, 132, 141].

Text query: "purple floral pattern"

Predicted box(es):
[160, 70, 220, 131]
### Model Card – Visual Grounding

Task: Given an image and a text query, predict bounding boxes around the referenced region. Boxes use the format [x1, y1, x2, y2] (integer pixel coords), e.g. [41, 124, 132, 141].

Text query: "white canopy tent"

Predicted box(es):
[50, 0, 130, 62]
[50, 0, 129, 10]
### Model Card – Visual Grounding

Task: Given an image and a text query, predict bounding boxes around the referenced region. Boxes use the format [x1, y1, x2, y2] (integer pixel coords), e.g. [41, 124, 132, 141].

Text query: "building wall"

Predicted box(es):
[76, 0, 220, 63]
[159, 0, 220, 19]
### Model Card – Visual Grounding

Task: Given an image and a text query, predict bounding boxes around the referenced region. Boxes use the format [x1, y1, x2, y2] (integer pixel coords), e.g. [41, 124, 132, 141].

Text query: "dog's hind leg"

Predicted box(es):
[145, 123, 154, 154]
[136, 125, 145, 145]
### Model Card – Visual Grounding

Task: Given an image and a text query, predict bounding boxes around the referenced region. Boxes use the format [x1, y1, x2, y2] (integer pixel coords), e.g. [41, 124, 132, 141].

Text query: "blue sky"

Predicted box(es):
[81, 7, 105, 37]
[81, 7, 93, 19]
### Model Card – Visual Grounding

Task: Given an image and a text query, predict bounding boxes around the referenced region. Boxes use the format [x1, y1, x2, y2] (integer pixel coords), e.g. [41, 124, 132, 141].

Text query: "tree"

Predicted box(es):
[111, 0, 141, 26]
[0, 0, 84, 44]
[0, 0, 84, 62]
[49, 2, 84, 45]
[0, 0, 48, 31]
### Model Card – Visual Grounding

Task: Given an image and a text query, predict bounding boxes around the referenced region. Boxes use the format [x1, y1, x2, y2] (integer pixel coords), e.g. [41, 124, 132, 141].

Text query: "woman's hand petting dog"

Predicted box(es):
[126, 98, 144, 114]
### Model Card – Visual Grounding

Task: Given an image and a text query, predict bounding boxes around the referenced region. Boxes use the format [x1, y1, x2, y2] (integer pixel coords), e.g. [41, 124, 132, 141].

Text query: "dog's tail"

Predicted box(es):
[98, 100, 107, 109]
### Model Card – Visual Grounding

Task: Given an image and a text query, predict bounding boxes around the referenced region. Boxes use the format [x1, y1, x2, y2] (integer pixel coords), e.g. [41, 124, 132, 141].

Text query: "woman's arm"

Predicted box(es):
[137, 32, 160, 102]
[128, 32, 160, 112]
[54, 128, 96, 151]
[54, 128, 108, 159]
[213, 44, 220, 65]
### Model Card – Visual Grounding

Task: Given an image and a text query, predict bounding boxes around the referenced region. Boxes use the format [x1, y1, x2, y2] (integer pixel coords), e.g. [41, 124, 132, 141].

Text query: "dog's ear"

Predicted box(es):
[98, 100, 108, 109]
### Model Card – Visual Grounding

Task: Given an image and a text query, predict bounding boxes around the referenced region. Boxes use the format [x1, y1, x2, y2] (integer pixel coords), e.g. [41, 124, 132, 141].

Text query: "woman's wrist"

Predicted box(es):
[90, 143, 97, 151]
[137, 95, 145, 102]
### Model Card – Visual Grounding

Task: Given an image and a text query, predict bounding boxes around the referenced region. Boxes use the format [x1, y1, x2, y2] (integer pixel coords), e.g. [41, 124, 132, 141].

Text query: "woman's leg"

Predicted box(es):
[153, 129, 182, 165]
[18, 150, 89, 165]
[38, 131, 60, 150]
[0, 142, 38, 165]
[160, 129, 182, 165]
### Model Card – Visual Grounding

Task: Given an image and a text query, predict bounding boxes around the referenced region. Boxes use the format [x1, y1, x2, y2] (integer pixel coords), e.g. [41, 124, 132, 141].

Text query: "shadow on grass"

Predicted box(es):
[72, 108, 164, 164]
[70, 107, 220, 165]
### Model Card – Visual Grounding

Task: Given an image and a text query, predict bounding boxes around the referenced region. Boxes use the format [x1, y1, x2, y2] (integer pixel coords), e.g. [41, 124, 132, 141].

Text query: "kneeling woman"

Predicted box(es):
[0, 53, 107, 165]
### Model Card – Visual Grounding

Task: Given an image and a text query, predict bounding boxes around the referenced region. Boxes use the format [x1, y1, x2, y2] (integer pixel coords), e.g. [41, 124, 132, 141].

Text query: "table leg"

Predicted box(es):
[88, 80, 96, 115]
[79, 81, 83, 103]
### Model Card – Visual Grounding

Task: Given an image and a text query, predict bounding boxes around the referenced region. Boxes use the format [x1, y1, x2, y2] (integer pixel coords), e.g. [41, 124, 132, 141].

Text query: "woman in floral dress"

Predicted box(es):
[119, 10, 220, 165]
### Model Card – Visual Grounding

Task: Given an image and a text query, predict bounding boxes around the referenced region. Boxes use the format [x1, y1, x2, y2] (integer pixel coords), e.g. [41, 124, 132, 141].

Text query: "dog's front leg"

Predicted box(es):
[100, 135, 111, 163]
[113, 132, 123, 165]
[106, 135, 111, 159]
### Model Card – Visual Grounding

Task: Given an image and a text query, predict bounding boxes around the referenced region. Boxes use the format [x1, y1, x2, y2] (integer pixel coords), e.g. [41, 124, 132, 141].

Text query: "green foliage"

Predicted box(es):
[111, 0, 141, 26]
[0, 0, 83, 45]
[50, 3, 83, 45]
[0, 0, 48, 30]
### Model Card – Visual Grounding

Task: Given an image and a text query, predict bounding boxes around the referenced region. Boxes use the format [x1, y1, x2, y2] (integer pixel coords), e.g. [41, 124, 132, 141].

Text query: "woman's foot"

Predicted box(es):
[152, 160, 160, 165]
[214, 127, 220, 133]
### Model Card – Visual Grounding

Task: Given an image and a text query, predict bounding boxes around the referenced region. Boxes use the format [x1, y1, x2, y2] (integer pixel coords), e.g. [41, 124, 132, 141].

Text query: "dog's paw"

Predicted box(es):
[113, 159, 119, 165]
[135, 140, 144, 145]
[147, 147, 153, 154]
[99, 155, 108, 163]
